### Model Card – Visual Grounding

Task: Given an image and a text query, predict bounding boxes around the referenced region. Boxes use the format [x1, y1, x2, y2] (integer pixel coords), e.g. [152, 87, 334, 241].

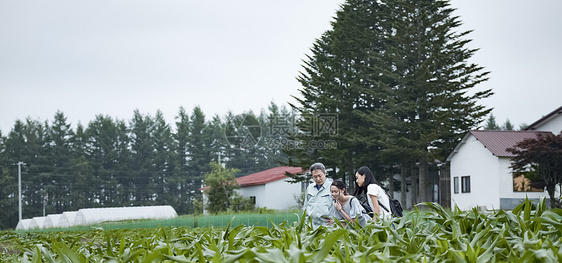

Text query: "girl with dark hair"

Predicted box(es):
[353, 166, 391, 221]
[326, 179, 370, 228]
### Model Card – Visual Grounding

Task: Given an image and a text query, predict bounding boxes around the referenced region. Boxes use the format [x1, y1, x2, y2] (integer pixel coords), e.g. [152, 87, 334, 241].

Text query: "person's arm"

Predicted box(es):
[369, 194, 381, 222]
[335, 200, 355, 225]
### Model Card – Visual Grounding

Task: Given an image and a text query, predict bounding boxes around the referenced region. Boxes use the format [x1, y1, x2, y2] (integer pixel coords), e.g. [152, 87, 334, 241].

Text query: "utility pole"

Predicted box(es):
[17, 161, 26, 222]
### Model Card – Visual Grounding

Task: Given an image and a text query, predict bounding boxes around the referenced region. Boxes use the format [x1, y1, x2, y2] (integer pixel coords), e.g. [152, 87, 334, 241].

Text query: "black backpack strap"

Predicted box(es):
[378, 200, 390, 213]
[350, 197, 360, 209]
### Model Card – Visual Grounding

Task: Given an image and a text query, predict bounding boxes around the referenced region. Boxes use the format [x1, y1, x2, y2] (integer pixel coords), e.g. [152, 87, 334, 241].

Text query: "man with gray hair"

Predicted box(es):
[303, 162, 333, 229]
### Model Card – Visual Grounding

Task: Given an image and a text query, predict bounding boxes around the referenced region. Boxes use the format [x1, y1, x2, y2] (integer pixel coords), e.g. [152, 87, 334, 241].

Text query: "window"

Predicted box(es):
[453, 177, 459, 194]
[461, 176, 470, 193]
[250, 196, 256, 204]
[513, 173, 544, 192]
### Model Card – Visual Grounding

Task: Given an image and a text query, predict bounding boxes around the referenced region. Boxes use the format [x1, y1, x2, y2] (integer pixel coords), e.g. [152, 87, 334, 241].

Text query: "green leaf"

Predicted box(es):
[119, 235, 126, 254]
[313, 229, 347, 263]
[524, 197, 532, 222]
[162, 254, 191, 263]
[31, 246, 42, 263]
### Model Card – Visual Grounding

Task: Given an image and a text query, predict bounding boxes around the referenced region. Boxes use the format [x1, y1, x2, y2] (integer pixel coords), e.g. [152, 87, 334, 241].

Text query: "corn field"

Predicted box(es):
[1, 198, 561, 262]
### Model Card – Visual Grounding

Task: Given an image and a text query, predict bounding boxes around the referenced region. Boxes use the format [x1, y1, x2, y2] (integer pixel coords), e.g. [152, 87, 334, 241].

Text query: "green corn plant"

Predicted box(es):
[3, 200, 562, 262]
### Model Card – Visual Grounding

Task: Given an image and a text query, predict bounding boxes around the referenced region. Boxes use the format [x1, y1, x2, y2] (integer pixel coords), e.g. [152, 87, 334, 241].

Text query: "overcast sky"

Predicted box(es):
[1, 0, 561, 134]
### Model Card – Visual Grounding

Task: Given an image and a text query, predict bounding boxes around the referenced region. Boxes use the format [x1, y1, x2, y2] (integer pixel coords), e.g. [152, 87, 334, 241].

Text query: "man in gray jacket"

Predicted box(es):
[303, 163, 333, 229]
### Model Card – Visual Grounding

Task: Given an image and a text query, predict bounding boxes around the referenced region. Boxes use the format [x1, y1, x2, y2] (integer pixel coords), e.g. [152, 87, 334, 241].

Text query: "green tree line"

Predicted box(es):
[1, 0, 507, 229]
[0, 103, 291, 229]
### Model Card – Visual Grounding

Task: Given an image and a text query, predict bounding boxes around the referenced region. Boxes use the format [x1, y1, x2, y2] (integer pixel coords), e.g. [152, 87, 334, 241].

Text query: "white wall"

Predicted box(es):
[264, 179, 301, 210]
[533, 114, 562, 134]
[239, 179, 301, 210]
[450, 135, 501, 210]
[238, 184, 265, 208]
[497, 157, 549, 199]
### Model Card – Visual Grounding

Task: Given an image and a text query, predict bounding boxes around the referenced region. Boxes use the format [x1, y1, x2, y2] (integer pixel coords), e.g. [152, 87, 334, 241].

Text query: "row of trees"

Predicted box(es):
[6, 0, 556, 228]
[484, 113, 527, 131]
[0, 103, 291, 229]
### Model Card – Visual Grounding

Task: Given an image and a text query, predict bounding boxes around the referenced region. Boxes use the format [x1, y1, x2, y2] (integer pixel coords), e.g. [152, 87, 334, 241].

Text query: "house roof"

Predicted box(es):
[525, 105, 562, 131]
[199, 166, 305, 191]
[237, 166, 304, 187]
[471, 130, 554, 157]
[447, 130, 553, 161]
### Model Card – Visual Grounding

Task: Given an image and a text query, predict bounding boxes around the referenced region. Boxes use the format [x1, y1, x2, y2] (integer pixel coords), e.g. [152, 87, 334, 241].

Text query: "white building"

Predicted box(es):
[236, 166, 305, 210]
[447, 105, 562, 210]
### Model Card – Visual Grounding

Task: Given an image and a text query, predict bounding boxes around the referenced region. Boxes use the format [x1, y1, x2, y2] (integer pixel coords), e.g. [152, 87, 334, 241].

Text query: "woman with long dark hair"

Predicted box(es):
[326, 179, 370, 228]
[353, 166, 391, 221]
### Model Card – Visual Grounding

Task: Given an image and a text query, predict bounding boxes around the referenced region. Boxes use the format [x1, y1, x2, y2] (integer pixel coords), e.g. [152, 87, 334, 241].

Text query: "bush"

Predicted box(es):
[229, 193, 254, 212]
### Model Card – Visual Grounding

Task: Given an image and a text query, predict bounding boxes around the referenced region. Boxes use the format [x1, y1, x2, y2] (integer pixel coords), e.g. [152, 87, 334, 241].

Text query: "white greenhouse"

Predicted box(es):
[16, 219, 33, 231]
[28, 216, 47, 229]
[59, 211, 78, 228]
[74, 205, 177, 226]
[43, 214, 62, 229]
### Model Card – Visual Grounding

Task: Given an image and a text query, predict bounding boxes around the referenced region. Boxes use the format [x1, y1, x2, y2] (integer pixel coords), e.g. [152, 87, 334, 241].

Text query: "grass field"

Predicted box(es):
[1, 198, 561, 262]
[15, 211, 301, 233]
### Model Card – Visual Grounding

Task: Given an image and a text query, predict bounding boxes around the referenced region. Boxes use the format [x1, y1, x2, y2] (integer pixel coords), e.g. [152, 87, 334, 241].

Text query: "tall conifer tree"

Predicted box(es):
[287, 0, 492, 204]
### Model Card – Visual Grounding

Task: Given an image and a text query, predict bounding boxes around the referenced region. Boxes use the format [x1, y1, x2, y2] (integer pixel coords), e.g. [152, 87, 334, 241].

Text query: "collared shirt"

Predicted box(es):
[303, 177, 333, 229]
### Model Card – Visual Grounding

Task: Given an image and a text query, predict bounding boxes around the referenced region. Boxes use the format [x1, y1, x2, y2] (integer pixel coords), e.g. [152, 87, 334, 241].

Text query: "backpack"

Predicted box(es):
[356, 194, 375, 218]
[357, 189, 403, 218]
[379, 197, 403, 217]
[379, 191, 403, 218]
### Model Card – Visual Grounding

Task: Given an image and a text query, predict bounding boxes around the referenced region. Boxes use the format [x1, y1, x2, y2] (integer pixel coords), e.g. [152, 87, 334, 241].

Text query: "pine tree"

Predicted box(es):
[485, 114, 501, 130]
[285, 0, 391, 186]
[182, 106, 213, 213]
[503, 119, 514, 131]
[85, 115, 129, 206]
[369, 0, 492, 203]
[172, 106, 192, 214]
[287, 0, 492, 204]
[187, 106, 212, 180]
[0, 127, 18, 229]
[206, 114, 228, 166]
[3, 119, 49, 219]
[224, 110, 264, 176]
[262, 101, 290, 169]
[152, 110, 175, 205]
[44, 111, 75, 213]
[129, 110, 156, 205]
[174, 107, 190, 172]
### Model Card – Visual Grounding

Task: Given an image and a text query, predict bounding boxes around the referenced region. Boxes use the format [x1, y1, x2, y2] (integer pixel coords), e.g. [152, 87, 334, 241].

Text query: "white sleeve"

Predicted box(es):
[367, 184, 390, 216]
[366, 184, 382, 199]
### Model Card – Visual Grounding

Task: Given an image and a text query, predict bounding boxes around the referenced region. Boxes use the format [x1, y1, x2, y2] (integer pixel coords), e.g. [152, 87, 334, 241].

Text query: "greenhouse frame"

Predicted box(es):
[15, 205, 178, 230]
